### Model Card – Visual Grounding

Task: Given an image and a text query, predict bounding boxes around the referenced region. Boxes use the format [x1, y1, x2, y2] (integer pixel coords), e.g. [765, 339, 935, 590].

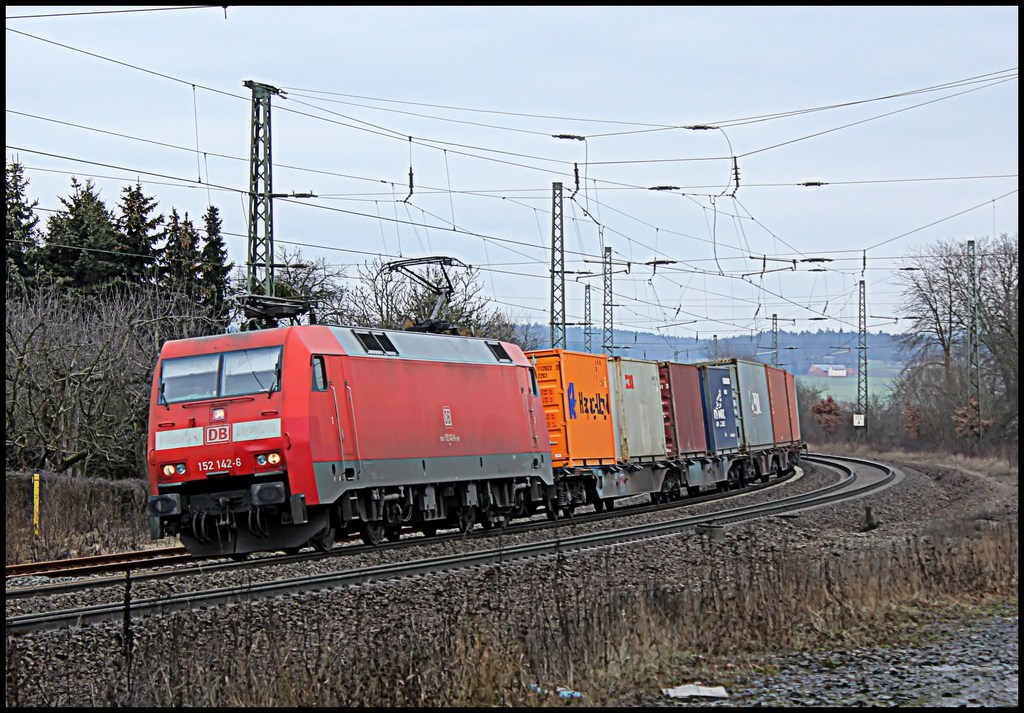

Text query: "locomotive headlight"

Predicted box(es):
[267, 452, 281, 465]
[256, 454, 268, 466]
[175, 463, 186, 475]
[162, 464, 176, 477]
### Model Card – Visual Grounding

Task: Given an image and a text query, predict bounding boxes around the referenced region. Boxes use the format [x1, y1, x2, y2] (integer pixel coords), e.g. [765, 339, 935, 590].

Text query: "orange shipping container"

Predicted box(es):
[526, 349, 617, 468]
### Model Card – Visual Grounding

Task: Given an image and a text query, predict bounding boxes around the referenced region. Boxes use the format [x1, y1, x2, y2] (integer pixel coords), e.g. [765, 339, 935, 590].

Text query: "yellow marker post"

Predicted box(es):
[33, 473, 40, 536]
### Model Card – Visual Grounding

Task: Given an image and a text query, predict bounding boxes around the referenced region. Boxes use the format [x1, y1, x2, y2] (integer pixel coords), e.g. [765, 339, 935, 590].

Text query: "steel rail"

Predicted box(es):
[6, 454, 896, 635]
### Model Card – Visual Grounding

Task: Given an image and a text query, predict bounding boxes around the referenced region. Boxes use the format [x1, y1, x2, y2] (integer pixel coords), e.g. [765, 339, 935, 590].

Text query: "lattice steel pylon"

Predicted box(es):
[549, 182, 565, 348]
[771, 313, 779, 367]
[244, 80, 283, 298]
[584, 283, 592, 352]
[857, 279, 868, 427]
[966, 239, 982, 444]
[602, 246, 614, 355]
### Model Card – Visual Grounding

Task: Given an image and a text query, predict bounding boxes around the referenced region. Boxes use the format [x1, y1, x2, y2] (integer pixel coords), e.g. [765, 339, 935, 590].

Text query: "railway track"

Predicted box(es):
[5, 547, 191, 579]
[5, 462, 798, 582]
[5, 453, 898, 635]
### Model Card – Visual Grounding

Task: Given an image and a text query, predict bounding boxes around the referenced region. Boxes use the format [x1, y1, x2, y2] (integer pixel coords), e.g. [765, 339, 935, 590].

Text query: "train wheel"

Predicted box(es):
[229, 553, 249, 562]
[604, 498, 615, 510]
[545, 497, 560, 521]
[561, 504, 576, 519]
[687, 485, 701, 497]
[479, 507, 494, 530]
[283, 547, 301, 555]
[593, 499, 605, 513]
[312, 526, 336, 553]
[420, 523, 438, 538]
[361, 521, 386, 546]
[385, 526, 403, 542]
[457, 507, 476, 533]
[510, 491, 527, 519]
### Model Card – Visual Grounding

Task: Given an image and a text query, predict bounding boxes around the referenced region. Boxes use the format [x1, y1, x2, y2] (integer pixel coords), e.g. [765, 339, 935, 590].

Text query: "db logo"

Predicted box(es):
[206, 425, 230, 444]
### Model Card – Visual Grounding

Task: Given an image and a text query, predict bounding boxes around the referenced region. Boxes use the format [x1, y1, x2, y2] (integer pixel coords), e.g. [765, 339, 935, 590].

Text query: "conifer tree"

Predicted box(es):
[160, 208, 203, 297]
[5, 160, 41, 285]
[115, 182, 163, 285]
[41, 177, 121, 291]
[198, 205, 234, 321]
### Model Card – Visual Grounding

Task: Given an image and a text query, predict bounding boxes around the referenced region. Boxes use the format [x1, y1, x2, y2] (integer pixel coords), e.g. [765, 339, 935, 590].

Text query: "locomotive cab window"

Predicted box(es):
[159, 346, 283, 404]
[222, 347, 282, 397]
[529, 366, 540, 397]
[312, 355, 327, 391]
[159, 353, 220, 404]
[486, 341, 513, 362]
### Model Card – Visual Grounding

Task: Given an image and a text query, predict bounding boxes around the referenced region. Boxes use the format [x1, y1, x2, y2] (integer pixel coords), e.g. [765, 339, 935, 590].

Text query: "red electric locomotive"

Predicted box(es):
[146, 324, 551, 558]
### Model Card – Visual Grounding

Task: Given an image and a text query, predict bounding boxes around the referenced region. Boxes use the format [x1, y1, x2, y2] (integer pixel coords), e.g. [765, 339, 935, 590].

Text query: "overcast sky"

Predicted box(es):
[5, 6, 1019, 345]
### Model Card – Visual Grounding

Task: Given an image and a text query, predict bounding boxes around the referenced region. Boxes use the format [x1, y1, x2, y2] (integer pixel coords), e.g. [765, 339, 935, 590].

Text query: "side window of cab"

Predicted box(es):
[312, 356, 328, 391]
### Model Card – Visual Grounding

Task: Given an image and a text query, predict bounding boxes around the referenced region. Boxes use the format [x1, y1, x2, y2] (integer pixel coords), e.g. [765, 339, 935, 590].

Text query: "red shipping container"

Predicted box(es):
[765, 364, 793, 445]
[659, 362, 709, 457]
[785, 370, 801, 443]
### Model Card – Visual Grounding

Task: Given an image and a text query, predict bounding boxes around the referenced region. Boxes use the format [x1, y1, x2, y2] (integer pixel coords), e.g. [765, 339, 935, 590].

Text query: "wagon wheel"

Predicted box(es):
[457, 506, 476, 533]
[420, 523, 438, 538]
[361, 520, 386, 546]
[561, 503, 576, 519]
[603, 497, 615, 511]
[478, 506, 494, 530]
[312, 525, 336, 553]
[229, 553, 249, 562]
[283, 547, 301, 555]
[593, 498, 605, 513]
[385, 526, 403, 542]
[545, 496, 560, 521]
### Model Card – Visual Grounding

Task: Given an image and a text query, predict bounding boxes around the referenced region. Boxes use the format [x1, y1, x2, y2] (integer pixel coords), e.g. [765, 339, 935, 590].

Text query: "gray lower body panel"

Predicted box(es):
[313, 451, 552, 504]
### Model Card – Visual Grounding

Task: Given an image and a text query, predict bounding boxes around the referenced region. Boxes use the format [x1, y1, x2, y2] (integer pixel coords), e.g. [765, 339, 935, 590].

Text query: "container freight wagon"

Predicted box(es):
[659, 361, 729, 498]
[608, 357, 669, 462]
[527, 349, 668, 513]
[702, 358, 803, 482]
[605, 356, 670, 499]
[764, 364, 804, 471]
[691, 361, 754, 490]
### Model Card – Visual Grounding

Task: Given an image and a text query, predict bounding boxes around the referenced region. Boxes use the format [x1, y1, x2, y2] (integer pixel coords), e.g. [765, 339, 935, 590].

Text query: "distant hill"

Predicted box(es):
[522, 323, 906, 377]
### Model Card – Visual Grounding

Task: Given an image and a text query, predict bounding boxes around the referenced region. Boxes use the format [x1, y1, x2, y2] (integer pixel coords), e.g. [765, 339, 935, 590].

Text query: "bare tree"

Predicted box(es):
[339, 257, 542, 349]
[6, 280, 216, 478]
[891, 233, 1018, 458]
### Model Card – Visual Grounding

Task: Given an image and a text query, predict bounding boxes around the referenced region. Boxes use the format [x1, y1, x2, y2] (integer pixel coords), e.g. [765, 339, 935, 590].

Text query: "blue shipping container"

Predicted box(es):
[699, 365, 741, 453]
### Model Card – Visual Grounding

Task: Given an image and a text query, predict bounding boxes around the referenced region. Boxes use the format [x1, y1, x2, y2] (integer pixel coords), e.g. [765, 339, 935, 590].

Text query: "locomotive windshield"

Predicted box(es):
[159, 346, 283, 404]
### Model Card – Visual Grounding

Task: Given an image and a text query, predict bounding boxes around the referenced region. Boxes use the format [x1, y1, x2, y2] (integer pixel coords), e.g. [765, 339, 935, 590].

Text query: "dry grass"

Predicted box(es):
[4, 469, 1018, 706]
[5, 472, 156, 565]
[807, 442, 1018, 481]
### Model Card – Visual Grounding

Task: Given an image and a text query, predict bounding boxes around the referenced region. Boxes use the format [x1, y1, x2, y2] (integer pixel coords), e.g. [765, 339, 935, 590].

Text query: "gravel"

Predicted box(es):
[651, 613, 1018, 707]
[5, 455, 1018, 707]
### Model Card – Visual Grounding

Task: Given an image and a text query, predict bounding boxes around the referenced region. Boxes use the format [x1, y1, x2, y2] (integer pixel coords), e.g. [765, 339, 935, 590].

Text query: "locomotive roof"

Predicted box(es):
[160, 324, 529, 367]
